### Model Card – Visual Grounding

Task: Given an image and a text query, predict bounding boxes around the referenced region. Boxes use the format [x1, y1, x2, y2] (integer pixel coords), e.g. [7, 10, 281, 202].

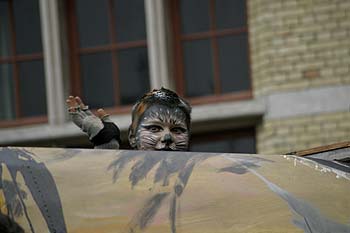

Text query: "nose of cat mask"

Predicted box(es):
[161, 133, 173, 145]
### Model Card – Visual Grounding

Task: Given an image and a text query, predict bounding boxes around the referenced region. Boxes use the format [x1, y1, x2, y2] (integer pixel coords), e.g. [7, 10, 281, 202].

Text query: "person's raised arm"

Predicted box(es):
[66, 96, 121, 149]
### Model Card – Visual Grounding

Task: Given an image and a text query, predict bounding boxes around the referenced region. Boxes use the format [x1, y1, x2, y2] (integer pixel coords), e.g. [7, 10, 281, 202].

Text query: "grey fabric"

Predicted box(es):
[69, 106, 119, 149]
[69, 109, 103, 139]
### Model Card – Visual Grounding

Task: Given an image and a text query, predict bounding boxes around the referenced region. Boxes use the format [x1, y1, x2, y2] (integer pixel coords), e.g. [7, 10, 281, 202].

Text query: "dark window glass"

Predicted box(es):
[183, 40, 214, 97]
[0, 64, 15, 120]
[72, 0, 149, 108]
[80, 52, 114, 109]
[218, 34, 250, 93]
[13, 0, 42, 54]
[18, 60, 47, 117]
[191, 132, 256, 153]
[180, 0, 210, 34]
[215, 0, 246, 29]
[76, 0, 110, 48]
[118, 47, 150, 105]
[114, 0, 147, 42]
[175, 0, 250, 99]
[0, 1, 11, 56]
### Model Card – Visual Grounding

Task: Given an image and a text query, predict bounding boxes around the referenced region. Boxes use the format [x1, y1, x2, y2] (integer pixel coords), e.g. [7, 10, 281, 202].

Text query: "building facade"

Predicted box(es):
[0, 0, 349, 154]
[249, 0, 350, 154]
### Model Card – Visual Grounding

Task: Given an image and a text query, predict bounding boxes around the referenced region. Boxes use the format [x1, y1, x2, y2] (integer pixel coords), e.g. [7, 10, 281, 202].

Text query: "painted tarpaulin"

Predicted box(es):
[0, 147, 349, 233]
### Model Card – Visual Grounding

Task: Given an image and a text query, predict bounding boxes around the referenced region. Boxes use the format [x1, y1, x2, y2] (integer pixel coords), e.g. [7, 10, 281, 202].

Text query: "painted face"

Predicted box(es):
[133, 105, 189, 151]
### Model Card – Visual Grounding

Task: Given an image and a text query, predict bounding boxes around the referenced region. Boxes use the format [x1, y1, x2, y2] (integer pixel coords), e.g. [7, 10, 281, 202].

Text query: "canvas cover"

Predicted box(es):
[0, 147, 349, 233]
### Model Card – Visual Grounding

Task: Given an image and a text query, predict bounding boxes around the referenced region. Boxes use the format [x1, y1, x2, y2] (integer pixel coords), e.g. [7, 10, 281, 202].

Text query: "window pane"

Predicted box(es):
[215, 0, 246, 29]
[118, 47, 150, 105]
[13, 0, 43, 54]
[183, 40, 214, 97]
[18, 60, 47, 117]
[180, 0, 210, 34]
[76, 0, 110, 48]
[80, 52, 114, 109]
[0, 1, 11, 56]
[218, 34, 250, 93]
[114, 0, 146, 42]
[0, 64, 15, 120]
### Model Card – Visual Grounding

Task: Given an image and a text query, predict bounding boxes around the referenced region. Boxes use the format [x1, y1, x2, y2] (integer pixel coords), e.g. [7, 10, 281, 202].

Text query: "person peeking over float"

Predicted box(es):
[66, 88, 191, 151]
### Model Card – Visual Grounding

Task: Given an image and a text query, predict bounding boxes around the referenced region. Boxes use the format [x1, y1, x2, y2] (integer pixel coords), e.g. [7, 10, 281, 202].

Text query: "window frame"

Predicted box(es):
[65, 0, 149, 114]
[0, 0, 47, 127]
[170, 0, 253, 105]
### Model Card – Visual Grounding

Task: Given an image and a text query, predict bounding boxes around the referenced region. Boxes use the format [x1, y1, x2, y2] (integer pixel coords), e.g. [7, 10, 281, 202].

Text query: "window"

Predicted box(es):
[66, 0, 150, 111]
[0, 0, 47, 126]
[190, 128, 256, 153]
[171, 0, 251, 103]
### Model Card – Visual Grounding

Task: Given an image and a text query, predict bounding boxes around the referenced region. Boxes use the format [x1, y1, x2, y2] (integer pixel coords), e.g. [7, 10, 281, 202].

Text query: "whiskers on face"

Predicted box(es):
[137, 132, 158, 150]
[137, 129, 189, 151]
[171, 138, 189, 151]
[134, 105, 190, 151]
[168, 142, 188, 151]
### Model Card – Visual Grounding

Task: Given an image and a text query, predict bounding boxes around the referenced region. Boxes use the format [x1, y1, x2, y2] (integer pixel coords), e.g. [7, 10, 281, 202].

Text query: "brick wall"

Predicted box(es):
[248, 0, 350, 154]
[257, 111, 350, 154]
[248, 0, 350, 96]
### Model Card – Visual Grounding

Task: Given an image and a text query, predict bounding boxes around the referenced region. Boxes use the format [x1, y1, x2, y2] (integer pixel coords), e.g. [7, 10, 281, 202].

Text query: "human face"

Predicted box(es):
[133, 105, 189, 151]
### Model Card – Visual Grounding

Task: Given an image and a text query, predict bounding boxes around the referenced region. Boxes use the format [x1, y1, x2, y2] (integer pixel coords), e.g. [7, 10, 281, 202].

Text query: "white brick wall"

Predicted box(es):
[248, 0, 350, 97]
[249, 0, 350, 154]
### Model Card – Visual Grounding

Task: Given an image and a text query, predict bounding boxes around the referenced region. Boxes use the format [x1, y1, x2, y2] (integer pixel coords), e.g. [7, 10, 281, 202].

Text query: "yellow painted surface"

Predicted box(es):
[0, 148, 349, 233]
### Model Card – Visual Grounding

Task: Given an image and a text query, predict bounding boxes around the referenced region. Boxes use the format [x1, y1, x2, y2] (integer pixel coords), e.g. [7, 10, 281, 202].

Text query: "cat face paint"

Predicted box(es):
[133, 105, 189, 151]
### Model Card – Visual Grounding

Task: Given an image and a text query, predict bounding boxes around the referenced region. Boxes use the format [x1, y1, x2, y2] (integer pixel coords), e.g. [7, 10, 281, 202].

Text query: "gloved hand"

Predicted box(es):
[67, 96, 103, 139]
[66, 96, 120, 149]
